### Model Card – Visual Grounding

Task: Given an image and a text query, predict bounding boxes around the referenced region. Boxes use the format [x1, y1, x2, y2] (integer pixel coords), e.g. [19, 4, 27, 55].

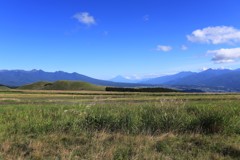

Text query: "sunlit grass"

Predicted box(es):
[0, 90, 240, 159]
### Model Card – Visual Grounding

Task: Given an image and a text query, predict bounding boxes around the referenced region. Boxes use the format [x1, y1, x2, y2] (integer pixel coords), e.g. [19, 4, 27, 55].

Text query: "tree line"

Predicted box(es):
[105, 87, 178, 92]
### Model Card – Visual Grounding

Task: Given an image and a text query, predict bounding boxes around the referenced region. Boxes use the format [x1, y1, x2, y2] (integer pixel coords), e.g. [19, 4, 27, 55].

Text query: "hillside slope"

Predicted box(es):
[202, 70, 240, 90]
[0, 85, 10, 90]
[165, 69, 231, 86]
[142, 72, 195, 84]
[18, 81, 105, 91]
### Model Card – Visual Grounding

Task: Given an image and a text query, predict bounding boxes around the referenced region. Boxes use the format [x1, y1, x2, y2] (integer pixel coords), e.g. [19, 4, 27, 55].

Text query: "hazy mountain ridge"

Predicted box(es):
[113, 69, 240, 92]
[164, 69, 232, 85]
[141, 71, 196, 84]
[199, 70, 240, 90]
[163, 69, 240, 91]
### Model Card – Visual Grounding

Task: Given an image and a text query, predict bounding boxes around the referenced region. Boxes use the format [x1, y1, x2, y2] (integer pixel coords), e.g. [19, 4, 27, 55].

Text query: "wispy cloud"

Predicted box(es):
[156, 45, 172, 52]
[187, 26, 240, 45]
[73, 12, 96, 26]
[181, 45, 188, 51]
[143, 15, 149, 21]
[207, 48, 240, 63]
[124, 73, 164, 80]
[103, 31, 109, 36]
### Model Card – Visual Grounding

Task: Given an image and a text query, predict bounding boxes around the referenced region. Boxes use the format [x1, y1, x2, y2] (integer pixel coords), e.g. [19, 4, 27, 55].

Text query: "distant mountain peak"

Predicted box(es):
[30, 69, 44, 72]
[110, 75, 135, 83]
[205, 68, 213, 71]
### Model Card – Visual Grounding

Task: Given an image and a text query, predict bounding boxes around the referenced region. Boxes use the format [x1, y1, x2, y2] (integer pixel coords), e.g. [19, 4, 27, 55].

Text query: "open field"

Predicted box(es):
[0, 90, 240, 159]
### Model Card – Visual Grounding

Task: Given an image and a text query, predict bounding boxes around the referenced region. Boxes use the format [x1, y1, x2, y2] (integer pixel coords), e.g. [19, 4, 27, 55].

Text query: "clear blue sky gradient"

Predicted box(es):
[1, 0, 240, 79]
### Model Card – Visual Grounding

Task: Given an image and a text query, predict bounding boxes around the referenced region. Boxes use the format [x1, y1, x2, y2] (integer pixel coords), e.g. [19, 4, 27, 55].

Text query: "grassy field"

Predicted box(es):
[0, 90, 240, 159]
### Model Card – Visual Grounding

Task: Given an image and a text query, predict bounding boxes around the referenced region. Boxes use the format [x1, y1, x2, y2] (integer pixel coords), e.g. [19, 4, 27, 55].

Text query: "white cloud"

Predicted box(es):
[73, 12, 96, 26]
[181, 45, 188, 50]
[187, 26, 240, 44]
[156, 45, 172, 52]
[207, 48, 240, 63]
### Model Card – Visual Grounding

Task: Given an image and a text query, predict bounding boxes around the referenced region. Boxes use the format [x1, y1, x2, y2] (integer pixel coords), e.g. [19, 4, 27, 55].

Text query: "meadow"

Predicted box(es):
[0, 90, 240, 159]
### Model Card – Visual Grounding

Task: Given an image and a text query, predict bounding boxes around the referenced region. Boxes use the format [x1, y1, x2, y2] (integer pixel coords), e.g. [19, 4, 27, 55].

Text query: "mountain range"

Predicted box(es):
[144, 69, 240, 91]
[0, 70, 147, 87]
[0, 69, 240, 92]
[112, 68, 240, 92]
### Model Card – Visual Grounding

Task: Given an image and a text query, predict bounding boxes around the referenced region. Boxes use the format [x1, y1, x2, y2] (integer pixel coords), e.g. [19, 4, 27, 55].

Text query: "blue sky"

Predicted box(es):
[1, 0, 240, 79]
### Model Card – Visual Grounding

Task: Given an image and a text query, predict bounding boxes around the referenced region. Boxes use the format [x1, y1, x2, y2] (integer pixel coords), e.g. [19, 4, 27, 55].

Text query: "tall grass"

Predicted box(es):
[1, 91, 240, 159]
[1, 100, 239, 137]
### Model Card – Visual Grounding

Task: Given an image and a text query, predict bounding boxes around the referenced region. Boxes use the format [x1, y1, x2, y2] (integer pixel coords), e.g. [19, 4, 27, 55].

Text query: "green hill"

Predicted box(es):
[18, 81, 50, 90]
[0, 85, 10, 90]
[18, 81, 105, 91]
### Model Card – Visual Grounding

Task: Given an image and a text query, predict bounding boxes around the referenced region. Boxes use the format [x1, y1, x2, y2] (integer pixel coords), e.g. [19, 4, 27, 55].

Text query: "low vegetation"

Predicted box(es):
[0, 90, 240, 159]
[0, 85, 10, 90]
[106, 87, 179, 92]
